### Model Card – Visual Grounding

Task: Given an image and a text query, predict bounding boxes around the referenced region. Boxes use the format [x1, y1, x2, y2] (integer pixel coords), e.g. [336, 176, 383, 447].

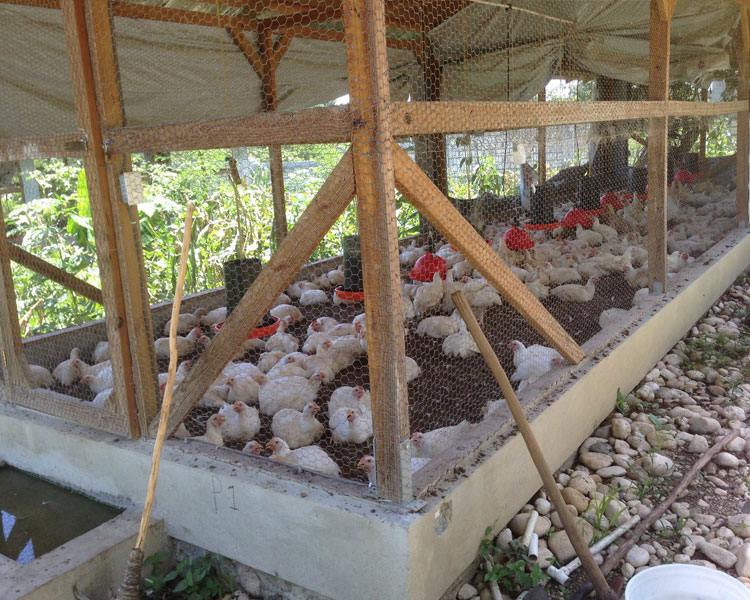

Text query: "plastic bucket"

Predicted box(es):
[624, 564, 750, 600]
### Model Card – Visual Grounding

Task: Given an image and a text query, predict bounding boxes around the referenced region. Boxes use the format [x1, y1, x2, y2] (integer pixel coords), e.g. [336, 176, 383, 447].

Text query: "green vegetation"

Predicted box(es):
[141, 551, 234, 600]
[479, 527, 549, 596]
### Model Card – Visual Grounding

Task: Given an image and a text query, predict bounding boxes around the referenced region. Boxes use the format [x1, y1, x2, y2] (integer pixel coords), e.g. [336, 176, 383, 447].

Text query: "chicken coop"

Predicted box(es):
[1, 0, 750, 598]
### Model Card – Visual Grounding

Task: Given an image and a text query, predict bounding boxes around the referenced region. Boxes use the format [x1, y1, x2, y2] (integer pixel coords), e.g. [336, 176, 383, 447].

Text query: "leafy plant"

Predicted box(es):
[588, 487, 627, 543]
[633, 452, 677, 503]
[479, 528, 548, 596]
[141, 551, 233, 599]
[615, 389, 643, 415]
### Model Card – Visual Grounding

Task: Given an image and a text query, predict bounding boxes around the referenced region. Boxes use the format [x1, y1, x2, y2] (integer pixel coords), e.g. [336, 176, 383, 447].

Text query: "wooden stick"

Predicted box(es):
[7, 243, 103, 304]
[452, 290, 615, 600]
[394, 144, 584, 364]
[135, 203, 194, 551]
[599, 429, 739, 577]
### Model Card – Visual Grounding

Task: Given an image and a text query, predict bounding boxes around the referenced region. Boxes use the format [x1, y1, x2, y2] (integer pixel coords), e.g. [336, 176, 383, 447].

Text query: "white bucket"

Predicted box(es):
[624, 564, 750, 600]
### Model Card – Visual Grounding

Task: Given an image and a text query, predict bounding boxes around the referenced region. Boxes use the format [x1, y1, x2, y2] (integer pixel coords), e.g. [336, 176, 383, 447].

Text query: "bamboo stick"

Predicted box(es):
[451, 290, 615, 600]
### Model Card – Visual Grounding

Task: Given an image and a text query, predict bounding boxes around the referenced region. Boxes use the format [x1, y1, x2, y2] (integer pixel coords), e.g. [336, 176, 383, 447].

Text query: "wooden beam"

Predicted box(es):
[392, 143, 585, 365]
[269, 33, 293, 72]
[699, 88, 708, 170]
[647, 0, 671, 293]
[668, 100, 748, 116]
[0, 132, 88, 162]
[655, 0, 676, 22]
[61, 0, 140, 437]
[538, 88, 546, 184]
[737, 9, 750, 228]
[227, 24, 264, 78]
[344, 0, 411, 502]
[152, 149, 356, 438]
[269, 145, 287, 244]
[0, 201, 31, 394]
[7, 244, 103, 304]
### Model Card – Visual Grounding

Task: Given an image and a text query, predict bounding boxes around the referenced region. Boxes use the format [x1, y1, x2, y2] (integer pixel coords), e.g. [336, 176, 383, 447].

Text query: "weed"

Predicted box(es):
[479, 528, 548, 596]
[615, 389, 643, 415]
[142, 551, 234, 599]
[633, 452, 677, 502]
[588, 487, 627, 543]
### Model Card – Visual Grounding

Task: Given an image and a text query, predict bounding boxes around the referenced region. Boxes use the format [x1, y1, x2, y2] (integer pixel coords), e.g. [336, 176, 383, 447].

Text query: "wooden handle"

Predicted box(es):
[451, 291, 615, 600]
[135, 202, 194, 551]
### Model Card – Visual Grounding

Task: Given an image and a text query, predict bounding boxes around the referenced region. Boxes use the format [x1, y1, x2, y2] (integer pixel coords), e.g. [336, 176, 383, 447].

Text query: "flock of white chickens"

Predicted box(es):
[28, 178, 738, 485]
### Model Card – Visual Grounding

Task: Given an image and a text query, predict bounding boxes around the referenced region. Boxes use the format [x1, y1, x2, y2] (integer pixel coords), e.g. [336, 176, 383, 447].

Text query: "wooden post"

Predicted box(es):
[425, 43, 448, 196]
[258, 28, 288, 245]
[0, 200, 31, 394]
[344, 0, 411, 501]
[538, 88, 546, 184]
[737, 7, 750, 228]
[646, 0, 674, 293]
[699, 88, 708, 171]
[61, 0, 145, 437]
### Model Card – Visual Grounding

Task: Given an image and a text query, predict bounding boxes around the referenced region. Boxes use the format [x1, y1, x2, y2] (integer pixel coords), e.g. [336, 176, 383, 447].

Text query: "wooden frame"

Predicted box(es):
[737, 7, 750, 227]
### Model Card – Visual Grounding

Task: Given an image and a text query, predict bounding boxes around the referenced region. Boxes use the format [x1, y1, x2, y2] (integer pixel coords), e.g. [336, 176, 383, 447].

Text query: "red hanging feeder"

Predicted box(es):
[213, 316, 281, 339]
[334, 286, 366, 302]
[561, 207, 593, 229]
[409, 252, 448, 281]
[600, 192, 625, 211]
[674, 169, 700, 184]
[503, 225, 535, 250]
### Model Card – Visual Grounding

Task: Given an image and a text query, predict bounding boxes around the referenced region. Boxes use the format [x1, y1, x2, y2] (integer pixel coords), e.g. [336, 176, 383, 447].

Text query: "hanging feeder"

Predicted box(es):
[409, 252, 448, 281]
[503, 225, 535, 250]
[600, 192, 625, 211]
[334, 286, 366, 302]
[674, 169, 700, 184]
[561, 207, 593, 229]
[213, 316, 281, 340]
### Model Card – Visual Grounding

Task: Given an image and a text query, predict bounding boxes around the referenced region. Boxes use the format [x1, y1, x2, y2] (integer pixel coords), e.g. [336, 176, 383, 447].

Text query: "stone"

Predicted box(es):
[715, 452, 740, 469]
[707, 385, 727, 397]
[727, 437, 747, 453]
[548, 519, 594, 562]
[718, 526, 735, 539]
[627, 435, 651, 452]
[693, 513, 717, 527]
[687, 370, 706, 381]
[621, 562, 635, 578]
[604, 498, 629, 526]
[652, 518, 673, 532]
[725, 406, 747, 421]
[568, 473, 596, 496]
[640, 453, 674, 476]
[550, 506, 578, 529]
[670, 407, 698, 419]
[646, 429, 677, 450]
[728, 514, 750, 538]
[558, 473, 570, 487]
[579, 452, 613, 470]
[688, 435, 710, 453]
[625, 546, 650, 568]
[689, 416, 721, 435]
[665, 353, 682, 366]
[735, 543, 750, 577]
[689, 560, 717, 569]
[671, 502, 690, 519]
[535, 498, 551, 516]
[562, 487, 590, 514]
[674, 553, 690, 563]
[457, 583, 477, 600]
[697, 540, 737, 569]
[611, 419, 632, 440]
[478, 590, 492, 600]
[495, 528, 513, 551]
[597, 465, 626, 479]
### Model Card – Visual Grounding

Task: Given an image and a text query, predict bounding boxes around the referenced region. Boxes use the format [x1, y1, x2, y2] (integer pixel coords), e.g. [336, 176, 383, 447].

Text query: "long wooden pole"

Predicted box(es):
[736, 8, 750, 228]
[393, 143, 585, 364]
[538, 88, 547, 185]
[646, 0, 673, 293]
[344, 0, 411, 502]
[452, 290, 615, 600]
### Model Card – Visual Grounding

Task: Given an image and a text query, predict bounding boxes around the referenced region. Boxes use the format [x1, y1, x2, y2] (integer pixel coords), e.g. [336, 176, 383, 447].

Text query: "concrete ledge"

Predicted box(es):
[0, 510, 167, 600]
[0, 230, 748, 600]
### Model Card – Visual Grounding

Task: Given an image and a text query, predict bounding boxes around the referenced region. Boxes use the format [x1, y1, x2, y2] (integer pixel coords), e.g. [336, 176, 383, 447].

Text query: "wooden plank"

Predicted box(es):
[152, 149, 356, 438]
[699, 89, 708, 170]
[0, 132, 88, 162]
[538, 88, 546, 184]
[647, 0, 671, 293]
[668, 100, 748, 116]
[0, 201, 31, 393]
[61, 0, 140, 437]
[269, 145, 287, 244]
[343, 0, 411, 502]
[737, 10, 750, 228]
[227, 25, 264, 79]
[270, 33, 293, 72]
[392, 143, 585, 365]
[7, 244, 103, 304]
[103, 105, 351, 154]
[86, 0, 160, 431]
[655, 0, 676, 22]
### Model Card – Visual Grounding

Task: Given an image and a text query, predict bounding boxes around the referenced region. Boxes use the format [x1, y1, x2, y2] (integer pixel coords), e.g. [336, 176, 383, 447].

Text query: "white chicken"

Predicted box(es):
[330, 406, 372, 444]
[550, 277, 597, 302]
[411, 420, 471, 459]
[92, 341, 110, 364]
[511, 354, 565, 391]
[221, 361, 264, 382]
[299, 289, 329, 305]
[269, 304, 304, 325]
[405, 356, 422, 382]
[508, 341, 562, 369]
[417, 315, 459, 339]
[271, 402, 325, 448]
[307, 317, 339, 337]
[200, 306, 227, 327]
[242, 440, 263, 454]
[358, 454, 430, 486]
[413, 272, 444, 315]
[271, 293, 292, 308]
[598, 307, 629, 329]
[301, 354, 336, 383]
[576, 224, 603, 247]
[329, 385, 372, 415]
[226, 374, 264, 405]
[258, 372, 326, 415]
[442, 332, 479, 359]
[591, 218, 618, 243]
[163, 307, 208, 335]
[287, 280, 319, 300]
[257, 351, 286, 373]
[218, 400, 260, 440]
[623, 265, 649, 289]
[266, 437, 341, 477]
[189, 414, 226, 446]
[91, 388, 112, 409]
[158, 360, 192, 388]
[80, 365, 113, 395]
[232, 337, 267, 360]
[328, 267, 345, 287]
[154, 326, 205, 359]
[198, 384, 230, 408]
[53, 348, 89, 386]
[440, 271, 464, 312]
[267, 357, 310, 380]
[265, 318, 299, 353]
[399, 240, 426, 266]
[548, 267, 581, 286]
[28, 364, 54, 388]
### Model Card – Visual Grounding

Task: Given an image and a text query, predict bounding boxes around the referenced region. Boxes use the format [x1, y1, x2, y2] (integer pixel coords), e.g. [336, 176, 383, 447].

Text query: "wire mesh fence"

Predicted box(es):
[0, 0, 747, 495]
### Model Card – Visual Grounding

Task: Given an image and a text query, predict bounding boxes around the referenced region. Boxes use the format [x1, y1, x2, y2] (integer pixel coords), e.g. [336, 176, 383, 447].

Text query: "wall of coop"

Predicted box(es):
[0, 0, 748, 503]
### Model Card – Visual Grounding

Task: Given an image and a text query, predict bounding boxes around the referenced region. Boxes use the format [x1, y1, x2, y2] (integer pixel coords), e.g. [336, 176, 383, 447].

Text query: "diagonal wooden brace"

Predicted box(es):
[392, 142, 585, 365]
[152, 148, 356, 437]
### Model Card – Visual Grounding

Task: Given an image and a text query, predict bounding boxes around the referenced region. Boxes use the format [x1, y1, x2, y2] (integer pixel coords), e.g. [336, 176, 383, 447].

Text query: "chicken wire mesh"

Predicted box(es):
[0, 0, 747, 494]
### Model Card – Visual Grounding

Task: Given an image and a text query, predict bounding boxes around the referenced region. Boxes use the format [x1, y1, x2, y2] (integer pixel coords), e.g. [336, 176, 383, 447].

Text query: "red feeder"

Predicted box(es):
[524, 221, 561, 231]
[213, 316, 281, 339]
[674, 169, 699, 184]
[561, 207, 592, 229]
[600, 192, 625, 211]
[637, 193, 648, 201]
[334, 286, 365, 302]
[502, 225, 535, 250]
[409, 252, 448, 281]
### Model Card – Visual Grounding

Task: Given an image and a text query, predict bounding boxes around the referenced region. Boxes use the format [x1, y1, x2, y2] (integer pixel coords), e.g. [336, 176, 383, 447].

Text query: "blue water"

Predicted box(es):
[0, 467, 121, 564]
